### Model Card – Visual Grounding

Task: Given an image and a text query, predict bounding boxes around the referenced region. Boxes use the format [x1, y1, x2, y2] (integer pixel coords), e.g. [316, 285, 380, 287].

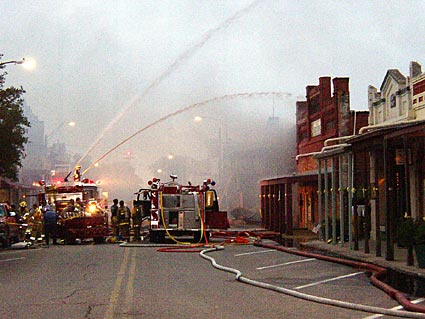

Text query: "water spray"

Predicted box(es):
[81, 91, 292, 175]
[78, 0, 262, 166]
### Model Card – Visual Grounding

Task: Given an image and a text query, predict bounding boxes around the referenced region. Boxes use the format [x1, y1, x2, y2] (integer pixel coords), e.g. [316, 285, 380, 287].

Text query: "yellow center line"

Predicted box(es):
[104, 248, 130, 319]
[124, 249, 137, 316]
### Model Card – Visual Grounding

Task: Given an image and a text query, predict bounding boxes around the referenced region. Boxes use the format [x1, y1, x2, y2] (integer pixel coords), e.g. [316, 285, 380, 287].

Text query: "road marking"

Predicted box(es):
[294, 271, 365, 290]
[104, 248, 130, 319]
[235, 249, 276, 257]
[362, 298, 425, 319]
[124, 249, 137, 315]
[256, 258, 316, 270]
[0, 257, 26, 263]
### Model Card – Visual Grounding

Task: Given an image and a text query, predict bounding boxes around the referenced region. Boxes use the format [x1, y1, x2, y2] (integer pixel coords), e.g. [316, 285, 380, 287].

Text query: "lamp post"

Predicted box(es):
[194, 116, 227, 184]
[45, 121, 76, 145]
[0, 58, 36, 70]
[0, 59, 25, 67]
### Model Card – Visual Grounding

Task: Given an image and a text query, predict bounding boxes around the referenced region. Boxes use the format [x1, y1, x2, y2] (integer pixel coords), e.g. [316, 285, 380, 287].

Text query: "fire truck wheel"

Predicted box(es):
[94, 237, 105, 244]
[64, 234, 76, 245]
[1, 230, 11, 248]
[194, 231, 209, 243]
[149, 231, 165, 243]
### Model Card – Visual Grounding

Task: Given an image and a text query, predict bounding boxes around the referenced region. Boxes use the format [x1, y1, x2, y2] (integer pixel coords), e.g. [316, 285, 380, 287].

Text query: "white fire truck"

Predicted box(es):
[133, 175, 229, 243]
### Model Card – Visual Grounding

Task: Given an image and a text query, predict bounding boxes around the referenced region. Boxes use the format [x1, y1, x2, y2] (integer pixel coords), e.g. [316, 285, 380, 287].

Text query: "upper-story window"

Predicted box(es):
[311, 119, 321, 137]
[390, 94, 396, 108]
[309, 96, 320, 114]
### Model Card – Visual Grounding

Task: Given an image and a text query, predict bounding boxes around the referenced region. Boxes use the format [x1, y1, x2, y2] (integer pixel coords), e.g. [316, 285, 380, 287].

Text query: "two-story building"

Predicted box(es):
[260, 76, 368, 235]
[261, 61, 425, 264]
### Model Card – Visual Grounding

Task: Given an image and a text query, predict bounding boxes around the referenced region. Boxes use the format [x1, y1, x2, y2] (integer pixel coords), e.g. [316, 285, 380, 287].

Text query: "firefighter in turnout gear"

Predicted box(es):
[132, 203, 142, 242]
[31, 203, 43, 241]
[110, 199, 119, 238]
[117, 200, 131, 241]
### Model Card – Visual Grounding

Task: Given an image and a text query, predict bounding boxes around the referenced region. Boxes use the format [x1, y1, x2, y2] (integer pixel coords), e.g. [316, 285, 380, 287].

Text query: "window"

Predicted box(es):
[419, 96, 423, 102]
[390, 94, 396, 108]
[326, 120, 335, 131]
[0, 205, 6, 217]
[414, 99, 417, 104]
[311, 119, 321, 137]
[162, 195, 180, 208]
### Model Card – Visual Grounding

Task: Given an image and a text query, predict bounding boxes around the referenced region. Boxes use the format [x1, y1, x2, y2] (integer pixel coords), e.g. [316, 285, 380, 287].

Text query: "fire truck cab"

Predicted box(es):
[39, 170, 108, 244]
[133, 175, 229, 243]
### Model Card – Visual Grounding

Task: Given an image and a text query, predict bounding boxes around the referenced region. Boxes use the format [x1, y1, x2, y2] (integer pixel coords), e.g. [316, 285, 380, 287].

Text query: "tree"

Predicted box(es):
[0, 55, 30, 181]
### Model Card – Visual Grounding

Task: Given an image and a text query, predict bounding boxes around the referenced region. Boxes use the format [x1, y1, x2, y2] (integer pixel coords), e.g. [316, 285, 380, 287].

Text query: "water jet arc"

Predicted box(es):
[81, 92, 292, 176]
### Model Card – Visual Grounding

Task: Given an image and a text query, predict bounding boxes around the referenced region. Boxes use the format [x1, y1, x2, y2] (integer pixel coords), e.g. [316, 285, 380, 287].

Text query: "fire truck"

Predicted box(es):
[133, 175, 229, 243]
[39, 166, 108, 244]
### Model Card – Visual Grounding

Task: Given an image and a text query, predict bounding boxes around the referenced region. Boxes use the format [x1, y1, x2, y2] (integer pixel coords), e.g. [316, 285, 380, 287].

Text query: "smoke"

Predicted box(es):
[78, 0, 262, 166]
[82, 91, 292, 175]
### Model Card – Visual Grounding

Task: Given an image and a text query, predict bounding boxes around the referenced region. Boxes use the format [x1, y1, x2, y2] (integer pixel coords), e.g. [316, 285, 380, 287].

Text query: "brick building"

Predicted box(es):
[260, 76, 368, 233]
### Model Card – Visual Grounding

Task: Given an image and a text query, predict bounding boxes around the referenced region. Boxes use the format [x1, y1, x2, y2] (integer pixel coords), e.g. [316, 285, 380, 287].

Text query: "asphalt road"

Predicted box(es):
[0, 241, 424, 319]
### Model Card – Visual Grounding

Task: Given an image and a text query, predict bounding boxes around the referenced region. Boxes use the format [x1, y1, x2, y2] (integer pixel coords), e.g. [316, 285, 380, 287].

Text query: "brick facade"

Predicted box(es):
[296, 76, 368, 174]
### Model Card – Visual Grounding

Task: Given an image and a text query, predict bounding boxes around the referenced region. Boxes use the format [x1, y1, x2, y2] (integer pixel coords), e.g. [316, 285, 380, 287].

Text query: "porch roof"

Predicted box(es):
[260, 171, 318, 186]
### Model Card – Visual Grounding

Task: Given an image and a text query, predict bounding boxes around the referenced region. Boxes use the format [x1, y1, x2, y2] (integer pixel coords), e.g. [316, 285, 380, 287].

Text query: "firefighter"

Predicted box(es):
[110, 199, 119, 238]
[43, 204, 58, 245]
[74, 165, 81, 182]
[64, 199, 76, 217]
[132, 204, 142, 242]
[19, 201, 30, 222]
[30, 203, 43, 241]
[75, 197, 84, 212]
[117, 200, 130, 241]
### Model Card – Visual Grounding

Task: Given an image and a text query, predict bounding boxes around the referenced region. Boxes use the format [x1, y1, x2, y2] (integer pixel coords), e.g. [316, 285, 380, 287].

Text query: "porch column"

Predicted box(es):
[347, 152, 353, 249]
[264, 185, 270, 230]
[317, 159, 323, 239]
[270, 185, 276, 232]
[278, 184, 286, 239]
[339, 156, 345, 247]
[331, 157, 337, 245]
[403, 135, 411, 216]
[384, 138, 395, 261]
[261, 185, 266, 227]
[403, 135, 414, 266]
[285, 182, 293, 236]
[370, 151, 381, 257]
[324, 159, 329, 242]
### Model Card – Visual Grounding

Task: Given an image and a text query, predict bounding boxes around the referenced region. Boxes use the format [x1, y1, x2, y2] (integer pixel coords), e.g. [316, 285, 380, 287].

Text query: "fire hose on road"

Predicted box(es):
[255, 240, 425, 314]
[199, 240, 425, 318]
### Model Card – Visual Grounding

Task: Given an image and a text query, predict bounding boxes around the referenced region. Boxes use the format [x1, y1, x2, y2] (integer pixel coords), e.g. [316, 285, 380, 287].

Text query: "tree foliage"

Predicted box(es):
[0, 55, 30, 181]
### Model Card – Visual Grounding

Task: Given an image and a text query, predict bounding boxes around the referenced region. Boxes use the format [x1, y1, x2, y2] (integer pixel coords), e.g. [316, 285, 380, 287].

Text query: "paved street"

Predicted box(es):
[1, 241, 424, 319]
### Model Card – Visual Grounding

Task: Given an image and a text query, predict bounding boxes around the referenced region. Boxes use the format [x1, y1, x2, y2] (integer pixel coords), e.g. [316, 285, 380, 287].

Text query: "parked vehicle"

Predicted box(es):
[0, 203, 21, 248]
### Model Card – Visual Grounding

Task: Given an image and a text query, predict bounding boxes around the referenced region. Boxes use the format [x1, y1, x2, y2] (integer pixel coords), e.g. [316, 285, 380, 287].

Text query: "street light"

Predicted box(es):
[45, 121, 76, 145]
[0, 57, 36, 70]
[193, 116, 227, 183]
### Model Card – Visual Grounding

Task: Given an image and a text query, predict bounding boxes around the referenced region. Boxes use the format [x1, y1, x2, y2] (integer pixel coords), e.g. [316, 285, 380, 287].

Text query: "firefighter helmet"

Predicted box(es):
[19, 201, 27, 208]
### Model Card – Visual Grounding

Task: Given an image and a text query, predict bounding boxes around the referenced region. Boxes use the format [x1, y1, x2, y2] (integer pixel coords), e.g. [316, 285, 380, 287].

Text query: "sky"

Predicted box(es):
[1, 0, 425, 181]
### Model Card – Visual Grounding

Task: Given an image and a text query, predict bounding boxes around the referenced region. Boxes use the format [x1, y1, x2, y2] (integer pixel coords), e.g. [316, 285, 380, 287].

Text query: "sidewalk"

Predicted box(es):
[285, 229, 425, 279]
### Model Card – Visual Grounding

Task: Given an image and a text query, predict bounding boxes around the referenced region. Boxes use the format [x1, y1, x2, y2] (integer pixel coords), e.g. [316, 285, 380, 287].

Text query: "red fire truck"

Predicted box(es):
[39, 167, 108, 244]
[133, 175, 229, 243]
